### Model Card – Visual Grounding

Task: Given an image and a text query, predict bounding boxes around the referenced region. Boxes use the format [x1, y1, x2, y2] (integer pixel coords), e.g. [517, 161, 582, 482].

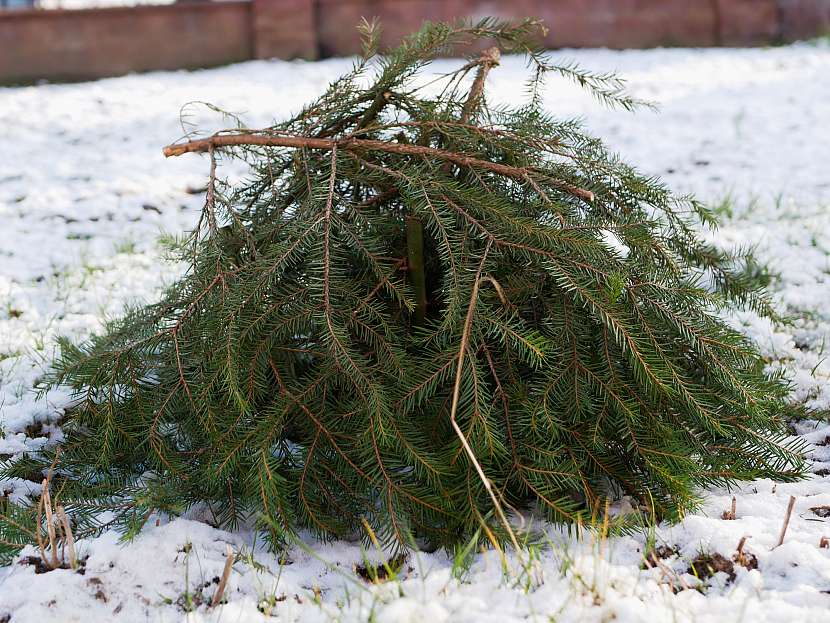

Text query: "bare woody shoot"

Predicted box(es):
[0, 19, 805, 558]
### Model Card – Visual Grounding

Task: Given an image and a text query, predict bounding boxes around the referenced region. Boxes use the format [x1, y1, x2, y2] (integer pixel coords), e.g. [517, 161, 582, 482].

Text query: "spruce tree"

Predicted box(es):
[0, 19, 804, 558]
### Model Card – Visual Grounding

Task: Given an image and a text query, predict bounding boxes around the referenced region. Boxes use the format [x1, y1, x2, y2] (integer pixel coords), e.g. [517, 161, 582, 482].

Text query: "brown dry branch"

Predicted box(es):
[162, 134, 594, 203]
[459, 47, 501, 124]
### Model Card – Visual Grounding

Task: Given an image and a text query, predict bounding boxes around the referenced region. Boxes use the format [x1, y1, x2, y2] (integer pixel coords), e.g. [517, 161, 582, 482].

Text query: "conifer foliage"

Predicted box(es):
[1, 19, 804, 557]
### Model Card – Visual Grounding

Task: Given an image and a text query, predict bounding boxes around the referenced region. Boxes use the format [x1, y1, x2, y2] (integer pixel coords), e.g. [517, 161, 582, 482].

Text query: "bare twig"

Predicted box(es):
[211, 544, 235, 607]
[775, 495, 796, 548]
[460, 47, 501, 123]
[205, 144, 218, 236]
[163, 134, 594, 203]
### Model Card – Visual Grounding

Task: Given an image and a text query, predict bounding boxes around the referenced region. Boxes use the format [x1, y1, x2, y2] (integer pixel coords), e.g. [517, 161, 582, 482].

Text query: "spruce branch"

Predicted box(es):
[0, 19, 805, 560]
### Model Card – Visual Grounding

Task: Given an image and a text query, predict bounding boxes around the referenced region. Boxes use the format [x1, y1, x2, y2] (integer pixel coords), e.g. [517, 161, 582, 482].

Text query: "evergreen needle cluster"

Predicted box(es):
[1, 19, 805, 559]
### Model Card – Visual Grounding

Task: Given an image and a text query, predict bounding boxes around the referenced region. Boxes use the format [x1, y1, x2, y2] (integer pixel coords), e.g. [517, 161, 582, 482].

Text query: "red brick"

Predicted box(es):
[314, 0, 720, 54]
[779, 0, 830, 41]
[0, 2, 252, 83]
[540, 0, 718, 49]
[716, 0, 778, 46]
[253, 0, 317, 60]
[4, 0, 830, 84]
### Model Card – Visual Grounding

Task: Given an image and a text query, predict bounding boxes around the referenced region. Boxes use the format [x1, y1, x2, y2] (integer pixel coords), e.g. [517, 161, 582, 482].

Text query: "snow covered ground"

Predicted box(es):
[1, 42, 830, 622]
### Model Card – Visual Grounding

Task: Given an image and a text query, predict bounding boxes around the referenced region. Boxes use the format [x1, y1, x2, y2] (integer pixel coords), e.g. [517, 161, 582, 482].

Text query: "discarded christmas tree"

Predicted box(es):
[1, 19, 804, 556]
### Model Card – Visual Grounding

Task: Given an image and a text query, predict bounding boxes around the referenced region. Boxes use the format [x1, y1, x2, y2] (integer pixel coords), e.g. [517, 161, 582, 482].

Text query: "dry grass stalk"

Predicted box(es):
[34, 483, 47, 565]
[735, 536, 747, 558]
[448, 267, 521, 554]
[211, 544, 235, 608]
[775, 495, 797, 548]
[41, 479, 59, 569]
[721, 496, 737, 520]
[599, 498, 611, 560]
[55, 506, 77, 570]
[32, 453, 80, 572]
[733, 536, 757, 570]
[654, 558, 691, 593]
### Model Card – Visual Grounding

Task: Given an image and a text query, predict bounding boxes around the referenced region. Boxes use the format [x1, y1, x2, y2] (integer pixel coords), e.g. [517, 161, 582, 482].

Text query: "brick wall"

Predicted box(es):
[779, 0, 830, 40]
[0, 2, 253, 83]
[252, 0, 316, 59]
[2, 0, 829, 84]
